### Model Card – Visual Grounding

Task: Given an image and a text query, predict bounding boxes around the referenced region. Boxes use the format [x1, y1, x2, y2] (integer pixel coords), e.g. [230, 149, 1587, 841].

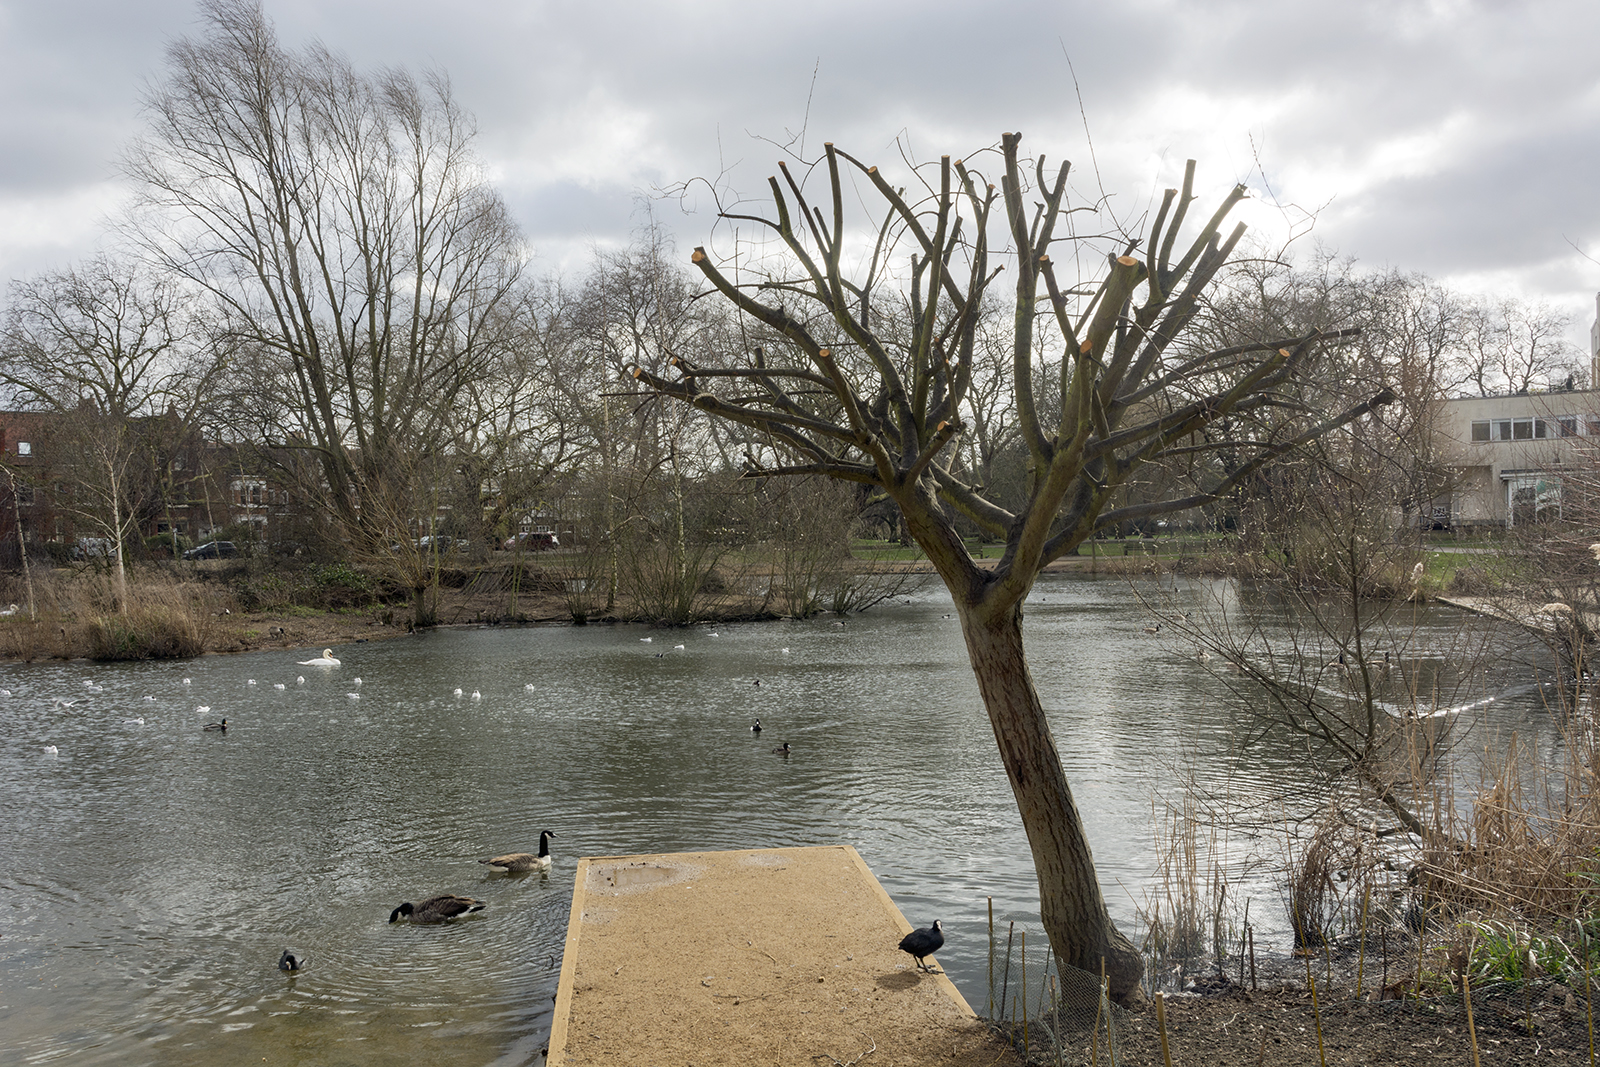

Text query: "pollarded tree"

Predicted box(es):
[631, 135, 1392, 1002]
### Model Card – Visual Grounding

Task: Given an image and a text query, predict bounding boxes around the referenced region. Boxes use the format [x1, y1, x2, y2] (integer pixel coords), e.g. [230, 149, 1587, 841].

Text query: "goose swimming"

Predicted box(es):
[480, 831, 557, 872]
[203, 718, 227, 731]
[389, 895, 486, 923]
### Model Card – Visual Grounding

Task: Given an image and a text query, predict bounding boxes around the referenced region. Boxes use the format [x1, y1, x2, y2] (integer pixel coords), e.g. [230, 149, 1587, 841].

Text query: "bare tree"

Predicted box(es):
[632, 137, 1390, 1001]
[0, 256, 215, 607]
[122, 0, 524, 556]
[1460, 297, 1583, 397]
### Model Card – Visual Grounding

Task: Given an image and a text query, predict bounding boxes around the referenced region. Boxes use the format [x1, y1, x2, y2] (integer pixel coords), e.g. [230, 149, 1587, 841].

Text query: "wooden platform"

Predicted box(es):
[547, 845, 1021, 1066]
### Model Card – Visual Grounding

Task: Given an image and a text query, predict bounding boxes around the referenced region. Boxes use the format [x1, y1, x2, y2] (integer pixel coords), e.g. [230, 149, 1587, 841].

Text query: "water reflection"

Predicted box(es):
[0, 573, 1559, 1064]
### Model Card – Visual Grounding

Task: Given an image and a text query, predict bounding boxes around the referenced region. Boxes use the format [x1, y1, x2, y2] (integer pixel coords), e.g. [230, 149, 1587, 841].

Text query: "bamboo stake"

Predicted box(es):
[1052, 972, 1063, 1067]
[987, 897, 994, 1020]
[1357, 883, 1370, 999]
[1305, 953, 1328, 1067]
[1021, 929, 1029, 1049]
[1585, 921, 1595, 1067]
[1102, 958, 1118, 1067]
[1462, 971, 1482, 1067]
[1155, 992, 1174, 1067]
[1001, 921, 1015, 1023]
[1248, 925, 1257, 991]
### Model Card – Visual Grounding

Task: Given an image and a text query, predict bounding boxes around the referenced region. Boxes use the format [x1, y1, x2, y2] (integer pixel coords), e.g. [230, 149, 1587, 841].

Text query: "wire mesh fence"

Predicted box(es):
[981, 901, 1600, 1065]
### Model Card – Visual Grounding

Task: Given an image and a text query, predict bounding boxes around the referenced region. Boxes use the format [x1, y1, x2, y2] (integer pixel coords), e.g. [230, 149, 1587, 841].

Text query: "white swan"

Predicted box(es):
[299, 649, 341, 666]
[43, 744, 57, 755]
[274, 683, 286, 690]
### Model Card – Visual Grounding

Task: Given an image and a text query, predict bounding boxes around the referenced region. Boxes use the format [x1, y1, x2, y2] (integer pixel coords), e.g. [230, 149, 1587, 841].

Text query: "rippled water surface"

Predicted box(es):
[0, 574, 1556, 1064]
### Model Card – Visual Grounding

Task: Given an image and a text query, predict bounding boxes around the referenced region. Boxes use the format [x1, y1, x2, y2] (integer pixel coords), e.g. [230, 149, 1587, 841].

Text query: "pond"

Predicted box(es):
[0, 573, 1559, 1065]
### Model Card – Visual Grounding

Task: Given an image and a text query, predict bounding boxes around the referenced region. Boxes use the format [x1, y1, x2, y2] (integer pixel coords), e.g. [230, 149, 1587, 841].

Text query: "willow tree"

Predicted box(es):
[632, 134, 1392, 1002]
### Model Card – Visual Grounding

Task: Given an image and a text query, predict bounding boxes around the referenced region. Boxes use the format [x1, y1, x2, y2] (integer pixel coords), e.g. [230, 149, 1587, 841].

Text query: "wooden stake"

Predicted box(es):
[1305, 953, 1328, 1067]
[1462, 971, 1482, 1067]
[1356, 884, 1370, 999]
[1155, 992, 1174, 1067]
[987, 897, 994, 1020]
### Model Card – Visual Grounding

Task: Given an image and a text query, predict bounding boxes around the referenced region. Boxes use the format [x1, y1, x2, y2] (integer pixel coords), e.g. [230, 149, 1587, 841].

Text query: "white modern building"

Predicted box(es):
[1434, 389, 1599, 528]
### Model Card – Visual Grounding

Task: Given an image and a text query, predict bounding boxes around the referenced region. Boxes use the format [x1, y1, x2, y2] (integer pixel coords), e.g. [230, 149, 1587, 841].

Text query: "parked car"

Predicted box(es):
[183, 540, 239, 560]
[502, 531, 559, 551]
[414, 536, 471, 553]
[71, 537, 112, 560]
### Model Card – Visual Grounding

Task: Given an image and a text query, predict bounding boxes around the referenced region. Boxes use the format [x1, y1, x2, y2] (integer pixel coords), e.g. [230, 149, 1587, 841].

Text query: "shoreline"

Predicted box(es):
[0, 549, 1220, 664]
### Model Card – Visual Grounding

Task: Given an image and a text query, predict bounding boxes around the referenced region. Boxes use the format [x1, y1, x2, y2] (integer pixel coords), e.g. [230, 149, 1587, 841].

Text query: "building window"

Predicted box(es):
[16, 441, 30, 456]
[1480, 418, 1549, 442]
[1560, 416, 1580, 437]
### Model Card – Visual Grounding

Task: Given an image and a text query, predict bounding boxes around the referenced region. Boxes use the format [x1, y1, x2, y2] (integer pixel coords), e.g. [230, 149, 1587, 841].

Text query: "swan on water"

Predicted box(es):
[299, 649, 341, 666]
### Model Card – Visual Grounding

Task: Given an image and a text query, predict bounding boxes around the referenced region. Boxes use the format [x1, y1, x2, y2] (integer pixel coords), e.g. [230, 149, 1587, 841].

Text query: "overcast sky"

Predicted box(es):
[4, 0, 1600, 348]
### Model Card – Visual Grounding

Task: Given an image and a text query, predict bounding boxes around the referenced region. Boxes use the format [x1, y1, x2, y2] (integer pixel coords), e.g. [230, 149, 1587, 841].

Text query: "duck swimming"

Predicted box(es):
[278, 950, 304, 972]
[480, 830, 557, 872]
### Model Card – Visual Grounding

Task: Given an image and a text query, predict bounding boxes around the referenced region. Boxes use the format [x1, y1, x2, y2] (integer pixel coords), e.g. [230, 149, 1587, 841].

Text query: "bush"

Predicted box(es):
[88, 604, 207, 660]
[310, 563, 375, 608]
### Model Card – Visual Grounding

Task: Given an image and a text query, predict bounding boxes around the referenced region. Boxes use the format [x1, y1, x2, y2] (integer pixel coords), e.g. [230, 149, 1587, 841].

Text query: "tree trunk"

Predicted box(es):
[959, 601, 1147, 1005]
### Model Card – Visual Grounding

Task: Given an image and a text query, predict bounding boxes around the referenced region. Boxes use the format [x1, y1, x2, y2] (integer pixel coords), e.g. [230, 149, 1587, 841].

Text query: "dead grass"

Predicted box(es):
[0, 569, 225, 661]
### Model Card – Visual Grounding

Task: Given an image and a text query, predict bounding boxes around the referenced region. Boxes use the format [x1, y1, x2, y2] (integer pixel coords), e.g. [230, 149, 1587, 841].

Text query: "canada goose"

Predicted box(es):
[772, 742, 791, 755]
[389, 895, 486, 923]
[751, 719, 762, 734]
[299, 649, 341, 666]
[278, 950, 304, 972]
[481, 831, 557, 872]
[203, 718, 227, 731]
[898, 920, 945, 973]
[1143, 623, 1161, 634]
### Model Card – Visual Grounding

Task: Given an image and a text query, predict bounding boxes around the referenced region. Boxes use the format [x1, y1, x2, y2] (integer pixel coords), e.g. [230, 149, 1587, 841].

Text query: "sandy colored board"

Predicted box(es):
[547, 844, 1021, 1066]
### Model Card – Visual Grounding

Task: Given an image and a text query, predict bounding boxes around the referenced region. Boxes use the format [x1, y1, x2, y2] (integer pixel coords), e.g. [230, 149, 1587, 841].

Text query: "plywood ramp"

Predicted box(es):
[547, 844, 1022, 1066]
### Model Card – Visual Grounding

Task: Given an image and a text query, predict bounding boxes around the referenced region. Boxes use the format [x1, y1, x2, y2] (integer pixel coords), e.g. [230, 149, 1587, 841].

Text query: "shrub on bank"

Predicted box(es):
[89, 603, 207, 660]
